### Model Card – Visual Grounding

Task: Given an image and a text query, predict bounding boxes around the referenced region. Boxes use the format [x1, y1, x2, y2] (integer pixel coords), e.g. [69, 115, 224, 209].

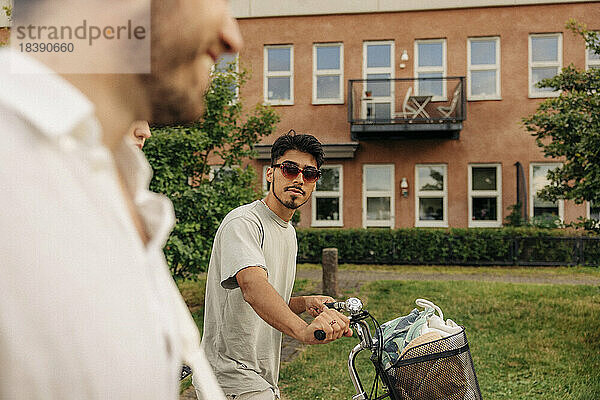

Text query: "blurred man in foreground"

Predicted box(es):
[0, 1, 242, 399]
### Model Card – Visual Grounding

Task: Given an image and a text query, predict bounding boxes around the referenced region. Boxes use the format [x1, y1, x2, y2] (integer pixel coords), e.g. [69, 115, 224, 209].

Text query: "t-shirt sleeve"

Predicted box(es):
[218, 216, 267, 289]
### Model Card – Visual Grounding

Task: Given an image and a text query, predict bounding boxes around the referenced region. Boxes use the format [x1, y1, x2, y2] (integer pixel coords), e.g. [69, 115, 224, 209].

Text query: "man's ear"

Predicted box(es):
[266, 166, 273, 183]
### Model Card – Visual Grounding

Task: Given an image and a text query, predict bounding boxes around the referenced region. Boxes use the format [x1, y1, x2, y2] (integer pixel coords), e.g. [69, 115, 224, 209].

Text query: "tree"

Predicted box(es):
[144, 62, 280, 278]
[523, 20, 600, 229]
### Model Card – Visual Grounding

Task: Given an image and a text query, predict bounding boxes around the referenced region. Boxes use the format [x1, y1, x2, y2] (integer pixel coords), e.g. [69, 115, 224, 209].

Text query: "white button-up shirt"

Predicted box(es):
[0, 49, 224, 400]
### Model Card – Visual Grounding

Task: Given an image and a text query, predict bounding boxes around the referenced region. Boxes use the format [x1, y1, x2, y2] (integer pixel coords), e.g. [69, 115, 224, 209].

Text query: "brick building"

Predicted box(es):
[230, 1, 600, 229]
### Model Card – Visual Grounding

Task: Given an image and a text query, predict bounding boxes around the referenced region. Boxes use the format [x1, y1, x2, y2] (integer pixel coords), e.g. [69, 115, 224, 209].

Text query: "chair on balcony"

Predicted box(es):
[393, 87, 418, 120]
[437, 86, 461, 120]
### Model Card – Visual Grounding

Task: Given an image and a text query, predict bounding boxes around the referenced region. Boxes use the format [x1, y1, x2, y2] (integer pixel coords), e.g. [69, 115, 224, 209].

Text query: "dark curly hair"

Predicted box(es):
[270, 130, 324, 169]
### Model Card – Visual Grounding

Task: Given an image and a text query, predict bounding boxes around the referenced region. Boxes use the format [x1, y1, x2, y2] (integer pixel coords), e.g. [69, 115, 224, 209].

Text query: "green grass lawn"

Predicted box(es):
[279, 280, 600, 400]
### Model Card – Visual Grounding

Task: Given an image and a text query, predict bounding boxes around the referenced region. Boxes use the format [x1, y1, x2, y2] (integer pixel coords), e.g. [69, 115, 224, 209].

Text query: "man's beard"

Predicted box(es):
[138, 35, 210, 126]
[272, 178, 310, 210]
[139, 72, 206, 126]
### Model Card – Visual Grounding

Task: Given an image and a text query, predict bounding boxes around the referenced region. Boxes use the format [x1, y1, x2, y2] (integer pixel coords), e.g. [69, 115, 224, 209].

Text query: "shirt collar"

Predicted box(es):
[0, 48, 94, 139]
[257, 199, 291, 228]
[113, 138, 176, 249]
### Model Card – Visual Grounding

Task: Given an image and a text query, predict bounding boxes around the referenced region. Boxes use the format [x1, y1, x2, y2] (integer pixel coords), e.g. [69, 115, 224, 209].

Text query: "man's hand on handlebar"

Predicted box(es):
[299, 307, 353, 344]
[304, 295, 334, 317]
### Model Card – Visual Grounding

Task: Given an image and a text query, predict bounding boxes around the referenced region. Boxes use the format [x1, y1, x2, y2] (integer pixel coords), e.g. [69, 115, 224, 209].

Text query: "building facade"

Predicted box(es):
[229, 0, 599, 229]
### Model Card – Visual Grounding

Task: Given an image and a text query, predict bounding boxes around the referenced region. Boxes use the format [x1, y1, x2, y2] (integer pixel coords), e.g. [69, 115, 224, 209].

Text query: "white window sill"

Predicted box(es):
[415, 221, 448, 228]
[264, 100, 294, 106]
[364, 221, 394, 228]
[311, 220, 343, 227]
[528, 92, 560, 99]
[312, 100, 345, 105]
[429, 96, 447, 103]
[467, 96, 502, 102]
[468, 220, 502, 228]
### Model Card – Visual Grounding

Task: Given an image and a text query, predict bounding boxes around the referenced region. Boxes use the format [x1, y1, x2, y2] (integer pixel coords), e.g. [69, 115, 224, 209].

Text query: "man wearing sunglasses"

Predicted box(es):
[198, 131, 352, 400]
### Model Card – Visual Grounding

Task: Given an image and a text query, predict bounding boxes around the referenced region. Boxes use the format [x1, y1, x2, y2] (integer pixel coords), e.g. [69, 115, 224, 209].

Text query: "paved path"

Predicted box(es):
[181, 267, 599, 399]
[296, 268, 600, 287]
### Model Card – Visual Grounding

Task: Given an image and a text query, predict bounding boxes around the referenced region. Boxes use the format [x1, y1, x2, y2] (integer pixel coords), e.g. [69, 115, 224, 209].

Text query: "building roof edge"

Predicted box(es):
[232, 0, 595, 19]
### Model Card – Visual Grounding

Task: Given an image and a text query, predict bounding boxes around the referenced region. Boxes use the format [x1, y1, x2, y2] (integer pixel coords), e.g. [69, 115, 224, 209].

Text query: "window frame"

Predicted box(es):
[414, 39, 447, 101]
[311, 165, 343, 227]
[529, 162, 564, 220]
[467, 37, 501, 101]
[362, 164, 395, 228]
[585, 32, 600, 70]
[264, 44, 294, 105]
[468, 164, 502, 228]
[208, 164, 240, 182]
[528, 33, 562, 98]
[587, 201, 600, 226]
[313, 43, 344, 105]
[415, 164, 448, 228]
[362, 40, 395, 120]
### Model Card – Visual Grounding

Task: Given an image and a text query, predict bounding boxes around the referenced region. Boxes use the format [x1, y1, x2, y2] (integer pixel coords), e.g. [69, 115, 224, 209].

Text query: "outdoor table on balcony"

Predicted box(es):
[409, 95, 432, 119]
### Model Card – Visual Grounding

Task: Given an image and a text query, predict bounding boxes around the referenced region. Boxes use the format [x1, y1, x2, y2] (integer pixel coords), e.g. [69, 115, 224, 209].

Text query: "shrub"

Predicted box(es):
[296, 227, 599, 266]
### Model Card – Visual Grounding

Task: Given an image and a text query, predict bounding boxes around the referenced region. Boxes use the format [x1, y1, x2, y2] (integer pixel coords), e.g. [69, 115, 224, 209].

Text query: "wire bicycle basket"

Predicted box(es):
[328, 297, 483, 400]
[381, 327, 482, 400]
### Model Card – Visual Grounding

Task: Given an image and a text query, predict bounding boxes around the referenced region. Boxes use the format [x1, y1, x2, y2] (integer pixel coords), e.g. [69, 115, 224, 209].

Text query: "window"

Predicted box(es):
[363, 164, 394, 228]
[363, 41, 394, 120]
[468, 37, 500, 100]
[312, 165, 343, 226]
[468, 164, 502, 227]
[530, 163, 563, 220]
[209, 165, 237, 182]
[313, 43, 343, 104]
[529, 34, 562, 98]
[264, 45, 293, 105]
[415, 164, 447, 227]
[588, 202, 600, 223]
[585, 33, 600, 70]
[215, 53, 237, 73]
[415, 39, 447, 100]
[214, 52, 239, 100]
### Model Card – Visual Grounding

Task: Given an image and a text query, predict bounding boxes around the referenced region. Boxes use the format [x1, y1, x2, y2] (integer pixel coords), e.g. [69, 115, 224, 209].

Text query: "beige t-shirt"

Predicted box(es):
[200, 200, 297, 397]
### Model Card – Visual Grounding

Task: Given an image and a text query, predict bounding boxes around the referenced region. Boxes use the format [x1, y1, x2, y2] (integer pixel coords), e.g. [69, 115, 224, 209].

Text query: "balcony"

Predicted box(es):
[348, 77, 466, 141]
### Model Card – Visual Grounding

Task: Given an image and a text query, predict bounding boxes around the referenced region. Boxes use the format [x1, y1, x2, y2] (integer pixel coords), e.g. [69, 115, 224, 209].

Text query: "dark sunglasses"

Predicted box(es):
[272, 162, 321, 183]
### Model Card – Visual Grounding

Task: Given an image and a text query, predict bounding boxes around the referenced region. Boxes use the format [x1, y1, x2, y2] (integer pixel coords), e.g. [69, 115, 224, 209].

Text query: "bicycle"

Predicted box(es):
[315, 298, 483, 400]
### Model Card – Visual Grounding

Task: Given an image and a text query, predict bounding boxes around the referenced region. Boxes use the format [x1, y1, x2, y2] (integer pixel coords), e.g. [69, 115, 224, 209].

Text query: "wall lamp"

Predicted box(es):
[400, 177, 409, 197]
[400, 50, 409, 68]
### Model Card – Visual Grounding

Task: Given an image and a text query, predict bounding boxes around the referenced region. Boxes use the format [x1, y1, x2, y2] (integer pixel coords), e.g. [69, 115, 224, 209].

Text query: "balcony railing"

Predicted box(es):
[348, 77, 466, 140]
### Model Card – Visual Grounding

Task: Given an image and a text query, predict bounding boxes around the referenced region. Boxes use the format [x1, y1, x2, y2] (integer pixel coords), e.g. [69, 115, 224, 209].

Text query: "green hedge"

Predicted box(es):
[296, 228, 600, 266]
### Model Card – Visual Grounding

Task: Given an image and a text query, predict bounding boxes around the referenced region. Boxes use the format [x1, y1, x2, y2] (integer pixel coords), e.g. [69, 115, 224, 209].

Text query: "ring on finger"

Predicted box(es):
[329, 319, 337, 326]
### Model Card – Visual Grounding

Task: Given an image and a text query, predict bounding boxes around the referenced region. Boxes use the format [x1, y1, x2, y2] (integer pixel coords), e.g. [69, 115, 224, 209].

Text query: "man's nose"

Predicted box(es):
[215, 8, 243, 57]
[292, 172, 305, 185]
